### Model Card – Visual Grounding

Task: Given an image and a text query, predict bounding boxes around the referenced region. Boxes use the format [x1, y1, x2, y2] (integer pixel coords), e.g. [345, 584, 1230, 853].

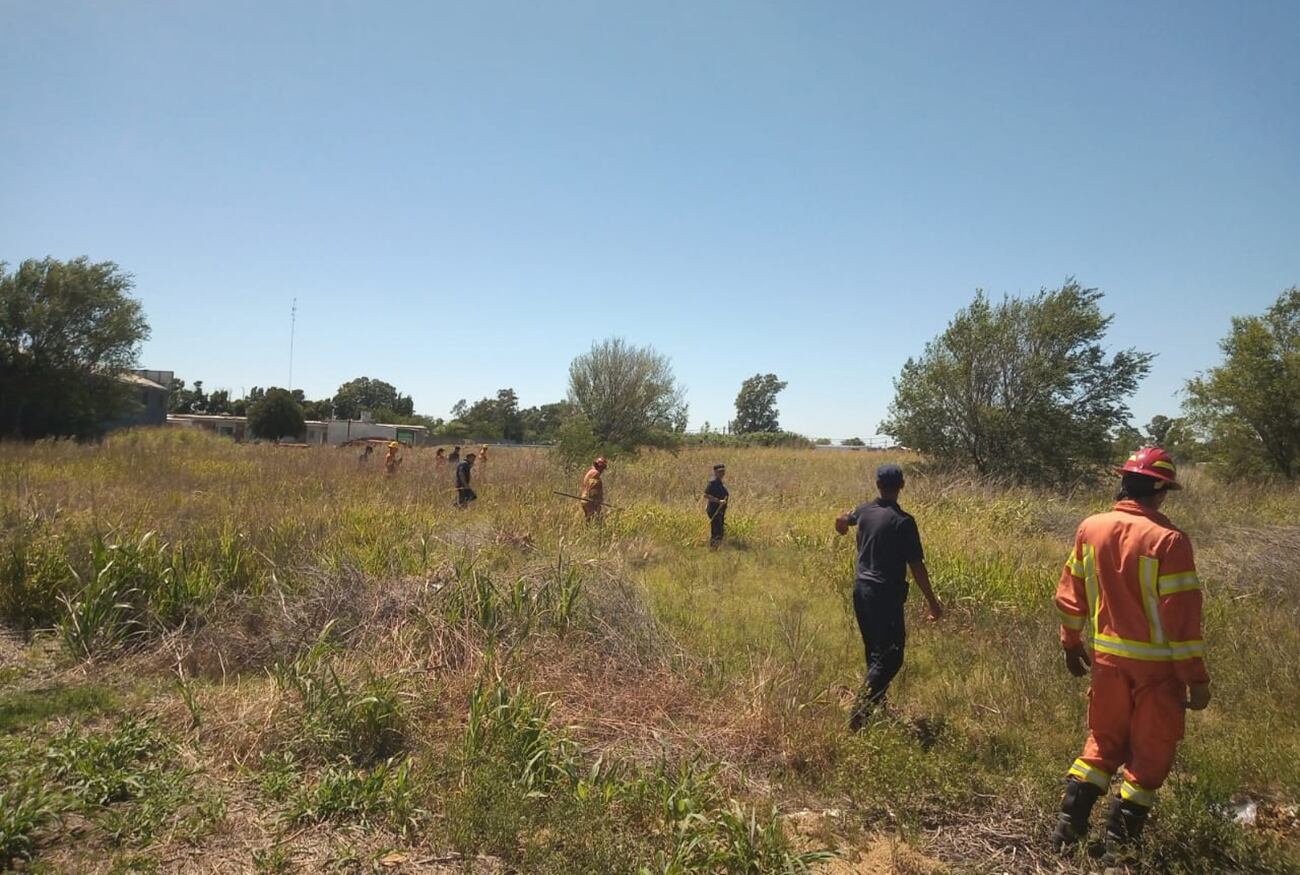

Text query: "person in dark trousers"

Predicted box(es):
[834, 463, 943, 730]
[455, 452, 477, 508]
[448, 446, 461, 463]
[704, 464, 729, 547]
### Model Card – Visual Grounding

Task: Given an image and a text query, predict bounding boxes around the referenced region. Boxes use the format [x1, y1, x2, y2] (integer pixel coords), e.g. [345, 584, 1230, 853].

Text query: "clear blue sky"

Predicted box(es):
[3, 1, 1297, 439]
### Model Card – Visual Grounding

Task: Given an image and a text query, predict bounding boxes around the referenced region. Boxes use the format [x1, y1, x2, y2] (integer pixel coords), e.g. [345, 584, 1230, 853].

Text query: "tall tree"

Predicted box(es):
[733, 373, 788, 433]
[1185, 287, 1300, 480]
[331, 377, 413, 420]
[881, 281, 1152, 486]
[248, 388, 305, 441]
[567, 338, 688, 451]
[0, 257, 150, 438]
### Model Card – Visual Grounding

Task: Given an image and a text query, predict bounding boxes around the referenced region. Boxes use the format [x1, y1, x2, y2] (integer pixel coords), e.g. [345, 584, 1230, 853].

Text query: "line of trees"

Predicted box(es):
[5, 257, 1297, 482]
[881, 280, 1300, 484]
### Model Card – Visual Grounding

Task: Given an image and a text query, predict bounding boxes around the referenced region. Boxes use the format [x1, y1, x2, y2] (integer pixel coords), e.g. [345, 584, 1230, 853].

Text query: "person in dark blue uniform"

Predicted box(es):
[455, 452, 477, 508]
[834, 463, 943, 729]
[704, 464, 729, 547]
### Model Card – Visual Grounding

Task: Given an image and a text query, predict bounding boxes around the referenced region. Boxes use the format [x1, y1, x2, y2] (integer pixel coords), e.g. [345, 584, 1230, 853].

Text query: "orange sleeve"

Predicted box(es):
[1054, 528, 1089, 648]
[1157, 532, 1210, 685]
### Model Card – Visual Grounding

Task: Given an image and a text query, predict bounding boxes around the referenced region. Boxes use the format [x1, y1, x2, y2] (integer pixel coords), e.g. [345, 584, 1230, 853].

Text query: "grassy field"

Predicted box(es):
[1, 429, 1297, 874]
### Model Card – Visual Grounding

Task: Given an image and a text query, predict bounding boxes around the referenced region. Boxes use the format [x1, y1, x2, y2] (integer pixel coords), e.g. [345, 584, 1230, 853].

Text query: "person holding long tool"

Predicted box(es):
[704, 463, 729, 547]
[579, 456, 608, 521]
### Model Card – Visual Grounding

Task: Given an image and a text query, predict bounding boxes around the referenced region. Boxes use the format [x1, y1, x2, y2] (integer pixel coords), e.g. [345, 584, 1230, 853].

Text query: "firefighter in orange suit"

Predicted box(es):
[1051, 447, 1210, 857]
[580, 457, 607, 521]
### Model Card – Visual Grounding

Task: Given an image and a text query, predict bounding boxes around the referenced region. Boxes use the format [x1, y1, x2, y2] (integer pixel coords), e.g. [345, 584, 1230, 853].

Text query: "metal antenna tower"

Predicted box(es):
[288, 297, 297, 390]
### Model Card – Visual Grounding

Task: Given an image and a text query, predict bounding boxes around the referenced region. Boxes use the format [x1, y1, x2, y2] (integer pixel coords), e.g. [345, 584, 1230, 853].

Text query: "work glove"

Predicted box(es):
[1064, 643, 1091, 678]
[1186, 683, 1211, 711]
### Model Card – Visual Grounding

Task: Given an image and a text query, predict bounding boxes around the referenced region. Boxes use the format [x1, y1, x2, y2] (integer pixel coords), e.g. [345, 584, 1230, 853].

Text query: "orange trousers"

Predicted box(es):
[1067, 658, 1186, 807]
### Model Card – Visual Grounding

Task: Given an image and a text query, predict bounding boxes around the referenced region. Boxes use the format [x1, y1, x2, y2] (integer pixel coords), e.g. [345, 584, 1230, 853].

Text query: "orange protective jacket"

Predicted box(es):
[1055, 500, 1209, 685]
[580, 468, 603, 504]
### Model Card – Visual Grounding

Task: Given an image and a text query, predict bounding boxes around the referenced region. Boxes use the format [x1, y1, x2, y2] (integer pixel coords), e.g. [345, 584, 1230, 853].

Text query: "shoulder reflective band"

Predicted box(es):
[1158, 571, 1200, 595]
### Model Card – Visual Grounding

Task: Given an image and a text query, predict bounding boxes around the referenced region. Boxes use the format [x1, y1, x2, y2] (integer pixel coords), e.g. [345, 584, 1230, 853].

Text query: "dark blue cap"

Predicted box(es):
[876, 463, 904, 488]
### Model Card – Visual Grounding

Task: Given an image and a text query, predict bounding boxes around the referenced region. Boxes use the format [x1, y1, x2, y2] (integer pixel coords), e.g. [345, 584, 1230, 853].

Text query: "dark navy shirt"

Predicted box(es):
[705, 477, 729, 512]
[845, 498, 924, 588]
[455, 460, 473, 489]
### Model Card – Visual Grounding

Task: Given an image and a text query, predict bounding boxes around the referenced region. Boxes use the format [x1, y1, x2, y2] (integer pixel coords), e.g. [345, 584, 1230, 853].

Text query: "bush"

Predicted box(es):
[272, 627, 404, 765]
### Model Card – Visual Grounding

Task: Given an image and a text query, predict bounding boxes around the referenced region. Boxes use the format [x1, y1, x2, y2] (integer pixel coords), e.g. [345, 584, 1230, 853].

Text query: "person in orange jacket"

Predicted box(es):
[383, 441, 402, 477]
[1051, 447, 1210, 857]
[579, 457, 608, 521]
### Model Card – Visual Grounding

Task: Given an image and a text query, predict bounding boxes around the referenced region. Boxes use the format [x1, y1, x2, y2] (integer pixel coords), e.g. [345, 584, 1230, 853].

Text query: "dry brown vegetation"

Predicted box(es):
[1, 429, 1298, 874]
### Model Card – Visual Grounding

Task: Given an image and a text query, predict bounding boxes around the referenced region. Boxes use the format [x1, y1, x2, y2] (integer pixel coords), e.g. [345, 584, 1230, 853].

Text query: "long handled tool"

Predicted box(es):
[552, 490, 621, 511]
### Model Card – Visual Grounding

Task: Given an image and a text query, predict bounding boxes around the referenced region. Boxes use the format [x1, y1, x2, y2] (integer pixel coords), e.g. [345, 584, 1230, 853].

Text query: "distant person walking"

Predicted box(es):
[479, 444, 489, 467]
[455, 452, 477, 508]
[579, 457, 608, 521]
[383, 441, 402, 477]
[704, 464, 729, 547]
[434, 447, 446, 467]
[834, 463, 943, 730]
[448, 446, 461, 463]
[359, 444, 374, 466]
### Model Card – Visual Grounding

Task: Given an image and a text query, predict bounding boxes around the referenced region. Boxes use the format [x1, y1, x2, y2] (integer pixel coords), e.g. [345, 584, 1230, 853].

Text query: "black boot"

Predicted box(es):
[1099, 796, 1150, 864]
[1050, 778, 1104, 850]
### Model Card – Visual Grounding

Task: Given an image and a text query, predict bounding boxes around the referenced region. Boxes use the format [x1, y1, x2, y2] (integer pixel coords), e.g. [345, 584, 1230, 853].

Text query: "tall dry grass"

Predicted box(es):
[1, 429, 1298, 873]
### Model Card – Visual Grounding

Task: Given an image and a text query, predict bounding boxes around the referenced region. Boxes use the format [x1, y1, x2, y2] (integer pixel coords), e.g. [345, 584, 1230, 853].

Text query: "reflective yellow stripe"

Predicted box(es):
[1167, 639, 1205, 659]
[1120, 780, 1155, 807]
[1082, 544, 1100, 629]
[1093, 633, 1172, 661]
[1158, 571, 1200, 595]
[1065, 548, 1085, 577]
[1058, 609, 1086, 631]
[1069, 759, 1111, 790]
[1150, 460, 1176, 472]
[1093, 633, 1204, 662]
[1138, 556, 1166, 645]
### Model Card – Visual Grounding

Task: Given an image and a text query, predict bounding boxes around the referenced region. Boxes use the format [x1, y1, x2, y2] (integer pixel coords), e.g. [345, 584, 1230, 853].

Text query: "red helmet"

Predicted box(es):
[594, 456, 607, 470]
[1116, 447, 1181, 490]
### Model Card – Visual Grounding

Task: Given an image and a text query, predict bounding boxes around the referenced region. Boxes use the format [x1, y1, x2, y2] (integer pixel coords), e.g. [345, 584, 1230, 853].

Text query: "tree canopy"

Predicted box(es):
[882, 281, 1151, 486]
[567, 338, 687, 453]
[0, 257, 150, 439]
[331, 377, 414, 421]
[248, 388, 305, 441]
[733, 373, 788, 434]
[1185, 287, 1300, 480]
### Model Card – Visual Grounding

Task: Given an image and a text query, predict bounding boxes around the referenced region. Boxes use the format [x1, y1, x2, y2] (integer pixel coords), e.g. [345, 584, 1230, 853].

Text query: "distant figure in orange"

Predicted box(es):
[579, 456, 608, 521]
[384, 441, 402, 477]
[479, 444, 489, 468]
[434, 447, 446, 467]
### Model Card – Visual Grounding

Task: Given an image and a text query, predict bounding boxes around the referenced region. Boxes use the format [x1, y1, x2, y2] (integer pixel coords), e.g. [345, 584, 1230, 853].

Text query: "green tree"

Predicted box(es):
[331, 377, 414, 420]
[732, 373, 788, 434]
[0, 257, 150, 438]
[842, 437, 866, 447]
[302, 399, 332, 420]
[520, 401, 574, 443]
[1185, 287, 1300, 480]
[451, 389, 525, 441]
[248, 388, 305, 441]
[882, 281, 1152, 486]
[169, 378, 208, 414]
[567, 338, 688, 452]
[207, 389, 232, 415]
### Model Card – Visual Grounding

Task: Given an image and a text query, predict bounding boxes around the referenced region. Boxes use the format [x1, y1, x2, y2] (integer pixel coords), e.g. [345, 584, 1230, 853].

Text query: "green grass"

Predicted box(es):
[0, 684, 117, 733]
[1, 430, 1297, 873]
